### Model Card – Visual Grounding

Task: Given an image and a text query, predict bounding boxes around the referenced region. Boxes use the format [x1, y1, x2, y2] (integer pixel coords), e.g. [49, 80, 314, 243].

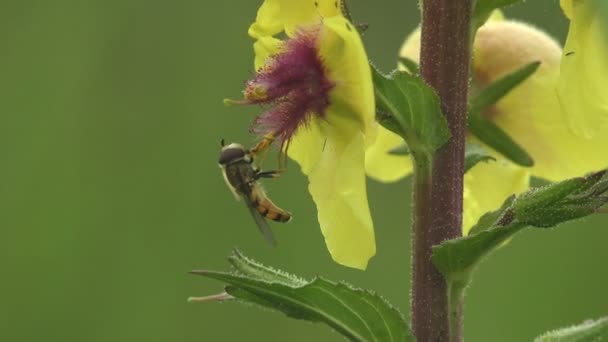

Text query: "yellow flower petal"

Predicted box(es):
[399, 26, 421, 64]
[287, 111, 375, 269]
[560, 0, 574, 19]
[247, 1, 375, 269]
[557, 0, 608, 138]
[248, 0, 282, 39]
[250, 0, 344, 40]
[278, 0, 342, 35]
[307, 121, 375, 269]
[486, 9, 505, 22]
[252, 36, 282, 70]
[287, 122, 325, 175]
[365, 124, 413, 182]
[475, 21, 608, 181]
[319, 16, 375, 135]
[463, 158, 530, 234]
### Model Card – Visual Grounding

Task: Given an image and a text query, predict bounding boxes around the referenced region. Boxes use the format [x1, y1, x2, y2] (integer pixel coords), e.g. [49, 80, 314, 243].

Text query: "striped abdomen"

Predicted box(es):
[250, 187, 292, 223]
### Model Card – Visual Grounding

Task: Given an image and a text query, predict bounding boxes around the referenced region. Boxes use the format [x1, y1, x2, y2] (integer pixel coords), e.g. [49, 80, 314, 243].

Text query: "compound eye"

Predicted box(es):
[218, 147, 245, 164]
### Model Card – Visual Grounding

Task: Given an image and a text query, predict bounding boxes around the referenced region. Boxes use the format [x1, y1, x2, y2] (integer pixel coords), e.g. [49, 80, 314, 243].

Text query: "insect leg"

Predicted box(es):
[255, 170, 283, 179]
[277, 138, 291, 173]
[249, 133, 275, 156]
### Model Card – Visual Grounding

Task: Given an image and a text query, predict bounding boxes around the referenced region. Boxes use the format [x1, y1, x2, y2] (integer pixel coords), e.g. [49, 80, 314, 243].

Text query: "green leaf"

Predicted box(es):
[433, 222, 526, 287]
[467, 61, 540, 167]
[464, 143, 496, 173]
[372, 66, 451, 158]
[388, 144, 411, 156]
[535, 317, 608, 342]
[468, 114, 534, 167]
[432, 170, 608, 292]
[469, 61, 540, 115]
[191, 250, 413, 342]
[467, 195, 515, 235]
[228, 249, 305, 287]
[513, 170, 608, 227]
[398, 57, 419, 75]
[472, 0, 520, 29]
[376, 110, 406, 138]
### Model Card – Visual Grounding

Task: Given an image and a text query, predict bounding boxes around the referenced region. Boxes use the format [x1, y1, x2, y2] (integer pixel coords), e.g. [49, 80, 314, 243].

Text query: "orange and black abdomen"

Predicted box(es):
[250, 188, 292, 223]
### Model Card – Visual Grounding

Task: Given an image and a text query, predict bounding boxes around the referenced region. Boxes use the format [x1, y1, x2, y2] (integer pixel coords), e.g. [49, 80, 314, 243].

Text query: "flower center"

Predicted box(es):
[244, 27, 334, 146]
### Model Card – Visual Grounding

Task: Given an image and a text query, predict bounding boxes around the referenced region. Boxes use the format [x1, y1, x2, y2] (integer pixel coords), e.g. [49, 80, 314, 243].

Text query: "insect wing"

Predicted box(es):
[219, 155, 277, 245]
[244, 197, 277, 246]
[220, 166, 241, 201]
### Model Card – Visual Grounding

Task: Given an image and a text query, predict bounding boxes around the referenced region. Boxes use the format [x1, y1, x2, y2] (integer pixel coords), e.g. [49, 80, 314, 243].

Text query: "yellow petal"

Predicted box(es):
[557, 0, 608, 138]
[319, 16, 375, 135]
[463, 158, 530, 234]
[248, 0, 282, 39]
[248, 1, 375, 269]
[399, 26, 421, 64]
[365, 124, 413, 183]
[252, 36, 282, 70]
[249, 0, 344, 69]
[288, 117, 375, 269]
[277, 0, 342, 35]
[309, 122, 376, 269]
[560, 0, 573, 19]
[287, 121, 325, 176]
[486, 9, 505, 22]
[475, 21, 608, 181]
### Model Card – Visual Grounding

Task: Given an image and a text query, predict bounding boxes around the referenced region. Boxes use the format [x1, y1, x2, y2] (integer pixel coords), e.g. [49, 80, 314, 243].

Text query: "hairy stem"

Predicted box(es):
[411, 0, 472, 341]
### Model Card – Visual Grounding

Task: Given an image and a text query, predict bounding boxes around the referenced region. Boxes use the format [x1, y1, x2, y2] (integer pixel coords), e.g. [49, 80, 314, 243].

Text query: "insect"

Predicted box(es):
[218, 135, 291, 245]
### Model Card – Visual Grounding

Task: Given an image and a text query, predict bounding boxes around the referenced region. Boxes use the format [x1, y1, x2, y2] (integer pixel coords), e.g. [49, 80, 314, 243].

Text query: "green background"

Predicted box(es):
[1, 1, 606, 341]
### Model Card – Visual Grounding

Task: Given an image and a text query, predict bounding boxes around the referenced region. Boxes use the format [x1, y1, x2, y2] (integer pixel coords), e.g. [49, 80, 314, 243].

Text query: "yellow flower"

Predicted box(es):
[244, 0, 376, 269]
[557, 0, 608, 138]
[366, 13, 608, 233]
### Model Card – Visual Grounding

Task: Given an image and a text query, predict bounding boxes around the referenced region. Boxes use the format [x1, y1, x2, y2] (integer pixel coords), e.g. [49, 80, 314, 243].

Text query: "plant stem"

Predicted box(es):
[411, 0, 472, 341]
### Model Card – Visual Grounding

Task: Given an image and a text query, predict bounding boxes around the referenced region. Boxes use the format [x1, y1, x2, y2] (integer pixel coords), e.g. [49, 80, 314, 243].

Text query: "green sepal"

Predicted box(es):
[467, 195, 515, 235]
[468, 115, 534, 167]
[191, 249, 413, 342]
[372, 66, 451, 159]
[469, 61, 540, 115]
[467, 61, 540, 167]
[513, 170, 608, 227]
[535, 317, 608, 341]
[472, 0, 520, 30]
[464, 143, 496, 173]
[432, 170, 608, 303]
[388, 144, 411, 156]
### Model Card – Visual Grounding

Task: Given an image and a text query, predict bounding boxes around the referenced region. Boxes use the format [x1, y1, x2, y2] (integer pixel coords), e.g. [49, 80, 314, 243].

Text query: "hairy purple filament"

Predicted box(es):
[245, 27, 334, 146]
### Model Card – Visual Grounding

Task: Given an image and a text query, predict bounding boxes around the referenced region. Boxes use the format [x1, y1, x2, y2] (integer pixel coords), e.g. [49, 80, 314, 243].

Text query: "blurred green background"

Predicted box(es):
[1, 1, 606, 341]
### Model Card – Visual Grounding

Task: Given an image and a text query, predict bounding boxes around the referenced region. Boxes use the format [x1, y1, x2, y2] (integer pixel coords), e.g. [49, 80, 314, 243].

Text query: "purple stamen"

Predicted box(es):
[244, 27, 334, 146]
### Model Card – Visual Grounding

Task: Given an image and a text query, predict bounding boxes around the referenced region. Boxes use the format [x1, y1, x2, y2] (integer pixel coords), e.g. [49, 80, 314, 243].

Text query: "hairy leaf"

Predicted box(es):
[535, 317, 608, 342]
[191, 250, 413, 342]
[372, 66, 450, 159]
[467, 195, 515, 235]
[433, 170, 608, 288]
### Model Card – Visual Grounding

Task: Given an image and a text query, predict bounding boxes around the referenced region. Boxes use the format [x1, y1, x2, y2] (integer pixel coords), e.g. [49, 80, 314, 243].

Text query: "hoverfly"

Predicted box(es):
[218, 135, 291, 245]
